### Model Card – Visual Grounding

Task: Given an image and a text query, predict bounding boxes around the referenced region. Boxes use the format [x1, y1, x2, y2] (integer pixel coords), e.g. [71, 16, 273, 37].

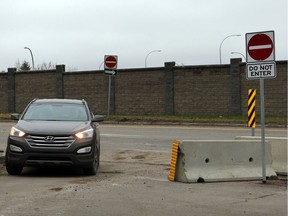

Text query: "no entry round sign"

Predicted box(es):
[104, 55, 118, 70]
[246, 31, 275, 63]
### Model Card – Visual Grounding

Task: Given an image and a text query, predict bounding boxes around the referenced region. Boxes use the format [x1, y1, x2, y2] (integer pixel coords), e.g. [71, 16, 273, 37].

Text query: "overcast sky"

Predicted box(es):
[1, 0, 287, 71]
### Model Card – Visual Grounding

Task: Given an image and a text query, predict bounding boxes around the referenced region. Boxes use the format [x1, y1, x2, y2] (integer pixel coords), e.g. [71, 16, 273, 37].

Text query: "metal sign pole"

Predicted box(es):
[260, 78, 266, 183]
[246, 30, 276, 184]
[107, 76, 111, 116]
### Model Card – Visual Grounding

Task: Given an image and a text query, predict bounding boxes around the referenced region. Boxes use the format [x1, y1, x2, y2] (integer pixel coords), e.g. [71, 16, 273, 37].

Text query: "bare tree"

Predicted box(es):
[37, 61, 56, 70]
[15, 59, 21, 71]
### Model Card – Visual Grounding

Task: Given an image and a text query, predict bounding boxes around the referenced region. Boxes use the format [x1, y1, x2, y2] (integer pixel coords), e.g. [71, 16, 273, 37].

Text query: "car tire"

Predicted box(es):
[83, 146, 99, 175]
[5, 155, 23, 175]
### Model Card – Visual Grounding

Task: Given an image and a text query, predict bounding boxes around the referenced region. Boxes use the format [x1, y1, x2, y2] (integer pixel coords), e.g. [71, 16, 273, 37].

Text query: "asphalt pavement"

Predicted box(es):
[0, 149, 287, 216]
[0, 123, 287, 215]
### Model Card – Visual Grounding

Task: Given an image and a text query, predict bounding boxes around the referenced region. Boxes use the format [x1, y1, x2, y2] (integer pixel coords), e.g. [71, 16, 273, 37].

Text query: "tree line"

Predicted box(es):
[15, 60, 56, 71]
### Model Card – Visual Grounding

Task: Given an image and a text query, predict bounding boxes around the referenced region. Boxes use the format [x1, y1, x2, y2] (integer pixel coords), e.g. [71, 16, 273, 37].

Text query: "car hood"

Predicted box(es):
[15, 120, 90, 135]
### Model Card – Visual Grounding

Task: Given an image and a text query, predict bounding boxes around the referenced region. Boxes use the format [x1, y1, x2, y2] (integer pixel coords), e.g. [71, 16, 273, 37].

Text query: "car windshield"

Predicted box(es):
[22, 103, 89, 121]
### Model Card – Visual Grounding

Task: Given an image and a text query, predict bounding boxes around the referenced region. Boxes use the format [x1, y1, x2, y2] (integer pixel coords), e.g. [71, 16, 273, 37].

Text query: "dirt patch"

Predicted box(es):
[0, 163, 6, 176]
[113, 156, 126, 160]
[131, 154, 147, 160]
[103, 149, 170, 165]
[267, 175, 287, 188]
[49, 187, 63, 192]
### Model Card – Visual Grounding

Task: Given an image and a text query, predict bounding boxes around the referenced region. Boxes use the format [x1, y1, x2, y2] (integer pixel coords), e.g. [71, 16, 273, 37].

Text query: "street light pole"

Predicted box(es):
[219, 34, 241, 64]
[99, 61, 104, 70]
[231, 52, 246, 62]
[24, 47, 35, 70]
[145, 50, 162, 68]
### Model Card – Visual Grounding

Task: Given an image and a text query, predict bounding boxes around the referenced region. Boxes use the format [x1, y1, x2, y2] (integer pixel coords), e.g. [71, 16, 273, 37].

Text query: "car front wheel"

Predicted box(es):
[5, 155, 23, 175]
[83, 146, 99, 175]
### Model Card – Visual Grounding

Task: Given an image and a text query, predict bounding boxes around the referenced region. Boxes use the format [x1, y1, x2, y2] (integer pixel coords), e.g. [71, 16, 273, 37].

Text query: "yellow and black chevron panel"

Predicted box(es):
[169, 140, 179, 181]
[248, 89, 256, 128]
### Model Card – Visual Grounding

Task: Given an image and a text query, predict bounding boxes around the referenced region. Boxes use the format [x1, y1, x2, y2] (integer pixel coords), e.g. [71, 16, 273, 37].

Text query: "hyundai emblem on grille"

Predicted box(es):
[44, 136, 55, 141]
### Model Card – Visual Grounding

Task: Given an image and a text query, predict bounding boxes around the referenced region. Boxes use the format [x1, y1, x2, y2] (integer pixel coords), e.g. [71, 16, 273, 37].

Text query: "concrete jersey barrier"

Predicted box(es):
[235, 136, 287, 175]
[174, 140, 276, 183]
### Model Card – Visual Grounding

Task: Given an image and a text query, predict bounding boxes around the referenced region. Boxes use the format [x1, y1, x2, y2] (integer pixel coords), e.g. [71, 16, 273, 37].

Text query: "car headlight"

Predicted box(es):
[75, 128, 94, 139]
[10, 127, 25, 137]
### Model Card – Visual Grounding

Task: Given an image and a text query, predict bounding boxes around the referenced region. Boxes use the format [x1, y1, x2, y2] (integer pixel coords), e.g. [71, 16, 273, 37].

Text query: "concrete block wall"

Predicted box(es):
[64, 71, 107, 114]
[2, 59, 287, 117]
[14, 71, 58, 112]
[0, 73, 8, 112]
[115, 68, 165, 115]
[173, 65, 232, 115]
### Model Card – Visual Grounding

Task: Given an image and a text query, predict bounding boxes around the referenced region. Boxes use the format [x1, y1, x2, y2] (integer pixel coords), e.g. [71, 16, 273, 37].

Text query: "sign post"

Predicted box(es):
[259, 78, 266, 182]
[104, 55, 118, 116]
[245, 30, 276, 183]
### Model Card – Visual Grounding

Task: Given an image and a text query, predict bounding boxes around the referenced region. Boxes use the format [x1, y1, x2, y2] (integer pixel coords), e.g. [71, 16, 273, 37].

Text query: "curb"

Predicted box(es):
[102, 121, 286, 128]
[0, 119, 287, 128]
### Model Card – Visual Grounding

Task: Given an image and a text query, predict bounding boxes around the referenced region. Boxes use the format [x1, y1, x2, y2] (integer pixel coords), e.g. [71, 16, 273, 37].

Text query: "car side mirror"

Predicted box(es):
[92, 115, 105, 122]
[11, 113, 20, 120]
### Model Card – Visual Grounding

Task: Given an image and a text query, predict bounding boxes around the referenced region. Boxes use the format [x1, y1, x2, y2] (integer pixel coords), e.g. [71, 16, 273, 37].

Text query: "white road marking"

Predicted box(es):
[101, 134, 144, 138]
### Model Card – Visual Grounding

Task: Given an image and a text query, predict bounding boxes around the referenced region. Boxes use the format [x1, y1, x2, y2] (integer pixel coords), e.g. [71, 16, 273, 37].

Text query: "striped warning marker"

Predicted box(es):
[169, 140, 180, 181]
[248, 89, 256, 128]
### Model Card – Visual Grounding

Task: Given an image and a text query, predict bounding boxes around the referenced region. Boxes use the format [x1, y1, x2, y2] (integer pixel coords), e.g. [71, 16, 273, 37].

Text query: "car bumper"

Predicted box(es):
[6, 136, 96, 167]
[6, 151, 95, 167]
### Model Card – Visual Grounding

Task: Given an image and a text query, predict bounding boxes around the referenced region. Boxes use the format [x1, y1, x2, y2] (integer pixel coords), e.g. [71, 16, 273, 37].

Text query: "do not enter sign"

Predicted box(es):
[246, 31, 275, 63]
[104, 55, 118, 70]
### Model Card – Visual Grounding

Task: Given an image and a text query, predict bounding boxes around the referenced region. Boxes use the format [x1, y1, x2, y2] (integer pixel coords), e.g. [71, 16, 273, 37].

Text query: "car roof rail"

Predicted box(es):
[29, 98, 38, 104]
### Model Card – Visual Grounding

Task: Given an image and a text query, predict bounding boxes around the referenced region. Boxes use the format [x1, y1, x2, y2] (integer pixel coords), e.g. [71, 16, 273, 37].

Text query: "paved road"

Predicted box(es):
[1, 122, 286, 153]
[0, 123, 287, 216]
[100, 124, 287, 151]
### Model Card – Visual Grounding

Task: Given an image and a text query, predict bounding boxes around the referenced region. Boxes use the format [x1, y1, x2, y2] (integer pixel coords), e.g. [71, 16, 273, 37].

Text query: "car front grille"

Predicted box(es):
[25, 135, 75, 148]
